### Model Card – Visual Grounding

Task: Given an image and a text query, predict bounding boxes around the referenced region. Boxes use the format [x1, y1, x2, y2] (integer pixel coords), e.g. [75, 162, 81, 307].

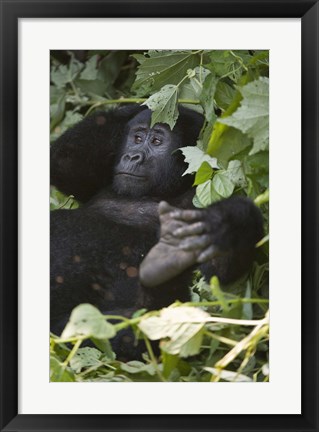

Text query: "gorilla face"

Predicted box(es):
[113, 110, 189, 198]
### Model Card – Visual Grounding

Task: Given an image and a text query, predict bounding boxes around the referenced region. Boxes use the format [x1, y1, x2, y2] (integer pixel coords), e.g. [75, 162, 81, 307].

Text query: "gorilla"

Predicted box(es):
[50, 104, 263, 360]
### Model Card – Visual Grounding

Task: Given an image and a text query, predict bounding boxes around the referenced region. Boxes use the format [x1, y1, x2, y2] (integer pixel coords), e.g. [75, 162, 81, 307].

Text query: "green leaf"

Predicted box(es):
[132, 50, 201, 96]
[61, 304, 116, 340]
[188, 66, 211, 97]
[91, 338, 115, 358]
[193, 161, 213, 185]
[196, 180, 221, 207]
[138, 306, 210, 357]
[51, 64, 70, 89]
[248, 50, 269, 67]
[207, 125, 252, 168]
[204, 367, 253, 382]
[225, 160, 247, 187]
[143, 85, 179, 129]
[98, 51, 128, 85]
[179, 66, 210, 113]
[178, 328, 205, 357]
[207, 51, 233, 77]
[179, 146, 218, 176]
[121, 361, 156, 376]
[212, 171, 235, 198]
[50, 94, 66, 132]
[179, 80, 204, 113]
[50, 356, 75, 382]
[210, 276, 230, 311]
[200, 72, 219, 122]
[75, 79, 108, 97]
[207, 50, 252, 82]
[192, 194, 204, 208]
[79, 55, 99, 80]
[242, 280, 253, 320]
[51, 59, 83, 88]
[162, 352, 179, 379]
[215, 81, 236, 111]
[219, 77, 269, 155]
[70, 347, 101, 373]
[50, 85, 65, 104]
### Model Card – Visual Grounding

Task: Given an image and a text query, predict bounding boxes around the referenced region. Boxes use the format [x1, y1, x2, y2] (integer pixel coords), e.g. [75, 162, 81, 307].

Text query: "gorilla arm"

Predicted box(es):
[140, 197, 263, 292]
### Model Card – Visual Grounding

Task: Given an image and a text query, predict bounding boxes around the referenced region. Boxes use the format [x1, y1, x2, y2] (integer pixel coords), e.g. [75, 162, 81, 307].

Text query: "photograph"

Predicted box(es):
[1, 1, 318, 429]
[49, 49, 269, 383]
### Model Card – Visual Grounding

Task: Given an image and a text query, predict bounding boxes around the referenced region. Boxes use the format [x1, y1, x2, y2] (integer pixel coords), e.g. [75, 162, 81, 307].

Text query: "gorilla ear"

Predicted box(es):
[50, 105, 147, 202]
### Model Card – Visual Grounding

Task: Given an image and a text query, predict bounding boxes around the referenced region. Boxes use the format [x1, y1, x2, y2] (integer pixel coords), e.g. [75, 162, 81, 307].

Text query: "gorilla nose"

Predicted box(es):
[123, 152, 144, 163]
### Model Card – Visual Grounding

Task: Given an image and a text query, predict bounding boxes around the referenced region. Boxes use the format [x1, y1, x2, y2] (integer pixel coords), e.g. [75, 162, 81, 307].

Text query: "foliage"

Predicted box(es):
[50, 50, 269, 382]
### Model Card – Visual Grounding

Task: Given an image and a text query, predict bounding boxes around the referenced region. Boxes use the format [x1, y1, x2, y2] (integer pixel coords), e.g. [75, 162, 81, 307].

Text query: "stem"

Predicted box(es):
[102, 314, 132, 322]
[183, 298, 268, 308]
[78, 362, 116, 379]
[85, 98, 200, 116]
[176, 75, 190, 88]
[143, 336, 166, 382]
[256, 234, 269, 248]
[56, 195, 75, 210]
[220, 65, 243, 81]
[204, 330, 237, 347]
[113, 316, 145, 332]
[69, 80, 82, 103]
[62, 338, 82, 369]
[215, 311, 269, 370]
[229, 50, 248, 72]
[254, 189, 269, 207]
[53, 336, 86, 344]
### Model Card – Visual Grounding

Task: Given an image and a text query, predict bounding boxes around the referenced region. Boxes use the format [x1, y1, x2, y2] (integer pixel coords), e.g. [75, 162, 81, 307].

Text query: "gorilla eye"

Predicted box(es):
[152, 137, 162, 145]
[134, 135, 143, 144]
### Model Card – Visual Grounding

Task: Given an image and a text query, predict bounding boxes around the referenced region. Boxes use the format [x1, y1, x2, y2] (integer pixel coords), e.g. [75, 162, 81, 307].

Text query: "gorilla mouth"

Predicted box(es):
[115, 172, 146, 179]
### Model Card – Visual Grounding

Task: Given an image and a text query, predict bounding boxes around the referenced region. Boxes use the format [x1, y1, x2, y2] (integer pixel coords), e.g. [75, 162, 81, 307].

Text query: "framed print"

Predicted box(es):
[0, 0, 318, 431]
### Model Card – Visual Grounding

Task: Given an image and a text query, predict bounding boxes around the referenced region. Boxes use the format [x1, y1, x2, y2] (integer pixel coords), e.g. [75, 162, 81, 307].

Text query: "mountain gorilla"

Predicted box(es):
[51, 104, 263, 360]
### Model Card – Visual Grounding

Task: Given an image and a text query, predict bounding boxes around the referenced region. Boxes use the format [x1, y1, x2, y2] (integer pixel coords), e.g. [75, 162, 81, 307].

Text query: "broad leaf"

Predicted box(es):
[225, 160, 247, 187]
[180, 146, 218, 176]
[79, 55, 99, 80]
[138, 306, 210, 357]
[215, 81, 236, 111]
[212, 171, 235, 198]
[204, 367, 253, 382]
[70, 347, 101, 373]
[50, 356, 75, 382]
[61, 304, 116, 340]
[193, 161, 213, 186]
[75, 79, 108, 97]
[219, 77, 269, 155]
[196, 180, 221, 207]
[188, 66, 211, 97]
[121, 361, 156, 376]
[132, 51, 201, 96]
[143, 85, 179, 129]
[200, 72, 219, 122]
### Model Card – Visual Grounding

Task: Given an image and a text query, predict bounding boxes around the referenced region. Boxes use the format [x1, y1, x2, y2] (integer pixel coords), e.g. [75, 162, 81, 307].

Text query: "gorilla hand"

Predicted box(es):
[139, 201, 218, 288]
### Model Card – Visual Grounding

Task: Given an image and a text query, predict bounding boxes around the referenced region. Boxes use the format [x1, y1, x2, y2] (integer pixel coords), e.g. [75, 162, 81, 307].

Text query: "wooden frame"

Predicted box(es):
[0, 1, 318, 431]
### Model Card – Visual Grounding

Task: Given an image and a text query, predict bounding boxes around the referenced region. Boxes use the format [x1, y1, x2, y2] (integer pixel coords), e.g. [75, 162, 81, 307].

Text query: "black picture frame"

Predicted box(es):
[0, 1, 318, 431]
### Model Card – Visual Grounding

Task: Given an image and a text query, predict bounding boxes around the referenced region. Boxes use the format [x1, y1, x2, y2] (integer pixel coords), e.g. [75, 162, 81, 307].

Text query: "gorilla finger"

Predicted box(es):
[197, 245, 220, 263]
[173, 222, 208, 238]
[158, 201, 179, 215]
[179, 234, 211, 251]
[169, 209, 203, 222]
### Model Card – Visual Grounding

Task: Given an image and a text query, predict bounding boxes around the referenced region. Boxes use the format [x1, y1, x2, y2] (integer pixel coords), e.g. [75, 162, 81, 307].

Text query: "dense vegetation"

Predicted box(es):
[50, 50, 269, 383]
